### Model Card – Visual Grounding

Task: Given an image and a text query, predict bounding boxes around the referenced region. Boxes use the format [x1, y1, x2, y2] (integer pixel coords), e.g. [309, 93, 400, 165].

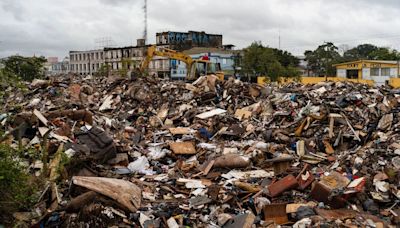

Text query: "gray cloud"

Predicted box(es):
[1, 0, 400, 59]
[1, 0, 25, 21]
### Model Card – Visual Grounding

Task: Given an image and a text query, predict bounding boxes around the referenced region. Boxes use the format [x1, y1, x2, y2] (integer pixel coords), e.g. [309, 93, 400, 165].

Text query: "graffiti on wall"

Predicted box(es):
[167, 31, 221, 47]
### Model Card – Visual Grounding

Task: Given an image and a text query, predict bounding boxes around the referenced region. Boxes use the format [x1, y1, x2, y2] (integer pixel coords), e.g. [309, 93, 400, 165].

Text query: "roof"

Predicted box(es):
[333, 59, 399, 66]
[182, 47, 236, 55]
[69, 49, 103, 53]
[156, 31, 222, 37]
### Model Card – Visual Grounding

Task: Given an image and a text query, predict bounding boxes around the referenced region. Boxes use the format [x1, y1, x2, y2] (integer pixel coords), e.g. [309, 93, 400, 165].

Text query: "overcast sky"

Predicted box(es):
[1, 0, 400, 59]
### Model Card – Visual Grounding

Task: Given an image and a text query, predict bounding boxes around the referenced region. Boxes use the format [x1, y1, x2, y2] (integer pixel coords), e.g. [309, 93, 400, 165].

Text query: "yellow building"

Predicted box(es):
[333, 60, 400, 86]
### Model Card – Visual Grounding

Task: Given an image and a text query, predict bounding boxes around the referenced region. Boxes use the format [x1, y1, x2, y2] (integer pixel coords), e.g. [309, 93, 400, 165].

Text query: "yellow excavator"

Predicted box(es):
[138, 45, 224, 81]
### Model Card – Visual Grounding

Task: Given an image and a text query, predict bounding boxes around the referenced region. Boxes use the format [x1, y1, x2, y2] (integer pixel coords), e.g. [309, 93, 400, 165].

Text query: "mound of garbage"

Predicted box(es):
[2, 74, 400, 227]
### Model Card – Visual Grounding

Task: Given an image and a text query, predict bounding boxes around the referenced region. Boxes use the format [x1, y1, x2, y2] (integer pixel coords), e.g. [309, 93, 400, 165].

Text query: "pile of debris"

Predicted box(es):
[2, 74, 400, 227]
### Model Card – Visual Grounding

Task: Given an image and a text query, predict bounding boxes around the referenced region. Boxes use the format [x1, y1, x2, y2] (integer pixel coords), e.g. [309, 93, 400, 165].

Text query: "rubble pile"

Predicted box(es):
[2, 74, 400, 227]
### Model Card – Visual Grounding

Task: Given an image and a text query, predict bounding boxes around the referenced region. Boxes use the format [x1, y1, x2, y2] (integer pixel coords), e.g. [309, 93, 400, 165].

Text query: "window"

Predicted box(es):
[381, 68, 390, 76]
[346, 70, 358, 79]
[371, 68, 380, 76]
[222, 58, 227, 64]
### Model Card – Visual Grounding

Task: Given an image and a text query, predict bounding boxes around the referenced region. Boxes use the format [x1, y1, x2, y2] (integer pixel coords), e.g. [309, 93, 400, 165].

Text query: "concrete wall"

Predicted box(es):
[257, 76, 374, 86]
[389, 78, 400, 88]
[363, 67, 397, 86]
[362, 68, 371, 80]
[337, 69, 346, 78]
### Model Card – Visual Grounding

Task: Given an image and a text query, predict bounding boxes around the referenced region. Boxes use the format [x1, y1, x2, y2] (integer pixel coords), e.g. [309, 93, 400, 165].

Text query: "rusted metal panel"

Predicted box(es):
[263, 203, 289, 225]
[268, 174, 298, 197]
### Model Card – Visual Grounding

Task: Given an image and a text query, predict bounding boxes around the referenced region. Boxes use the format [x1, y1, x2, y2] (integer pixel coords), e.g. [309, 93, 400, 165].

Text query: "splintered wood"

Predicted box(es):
[169, 141, 196, 154]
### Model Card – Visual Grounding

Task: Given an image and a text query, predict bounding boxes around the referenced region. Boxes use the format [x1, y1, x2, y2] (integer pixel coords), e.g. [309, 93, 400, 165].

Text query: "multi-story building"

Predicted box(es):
[156, 31, 223, 51]
[103, 39, 170, 77]
[69, 49, 104, 75]
[44, 57, 58, 73]
[68, 31, 225, 78]
[48, 57, 70, 75]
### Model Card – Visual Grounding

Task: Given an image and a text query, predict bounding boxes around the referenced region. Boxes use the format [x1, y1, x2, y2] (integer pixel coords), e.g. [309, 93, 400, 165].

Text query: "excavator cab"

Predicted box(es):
[188, 60, 224, 81]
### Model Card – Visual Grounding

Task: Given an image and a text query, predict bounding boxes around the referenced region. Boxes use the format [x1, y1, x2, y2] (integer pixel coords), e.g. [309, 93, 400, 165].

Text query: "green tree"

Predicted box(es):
[304, 42, 341, 76]
[0, 144, 38, 223]
[343, 44, 379, 61]
[369, 47, 400, 60]
[1, 55, 46, 81]
[95, 64, 110, 77]
[272, 48, 300, 67]
[242, 41, 300, 81]
[342, 44, 400, 61]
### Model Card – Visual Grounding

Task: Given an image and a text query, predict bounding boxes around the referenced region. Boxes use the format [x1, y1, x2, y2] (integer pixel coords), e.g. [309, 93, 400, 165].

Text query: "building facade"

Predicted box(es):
[334, 60, 400, 86]
[156, 31, 223, 51]
[49, 57, 70, 75]
[103, 39, 170, 77]
[68, 31, 224, 78]
[69, 49, 104, 75]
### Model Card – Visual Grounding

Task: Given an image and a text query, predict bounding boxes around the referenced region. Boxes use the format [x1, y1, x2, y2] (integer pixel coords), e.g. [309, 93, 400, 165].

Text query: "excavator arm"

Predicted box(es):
[140, 45, 194, 76]
[138, 45, 224, 81]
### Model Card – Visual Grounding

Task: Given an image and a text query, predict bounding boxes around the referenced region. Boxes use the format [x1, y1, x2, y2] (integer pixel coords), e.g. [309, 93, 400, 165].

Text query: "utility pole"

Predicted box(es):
[324, 41, 328, 82]
[143, 0, 147, 44]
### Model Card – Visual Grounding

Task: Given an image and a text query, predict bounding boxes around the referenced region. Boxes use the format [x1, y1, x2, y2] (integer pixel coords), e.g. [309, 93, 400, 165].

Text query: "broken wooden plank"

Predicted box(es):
[169, 141, 196, 154]
[33, 109, 48, 126]
[99, 95, 113, 111]
[169, 127, 192, 135]
[195, 108, 226, 119]
[72, 176, 141, 212]
[234, 108, 252, 121]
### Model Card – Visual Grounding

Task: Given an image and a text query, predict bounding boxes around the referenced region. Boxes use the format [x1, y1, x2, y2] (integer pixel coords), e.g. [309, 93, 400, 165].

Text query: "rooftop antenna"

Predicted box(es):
[95, 37, 116, 48]
[143, 0, 147, 44]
